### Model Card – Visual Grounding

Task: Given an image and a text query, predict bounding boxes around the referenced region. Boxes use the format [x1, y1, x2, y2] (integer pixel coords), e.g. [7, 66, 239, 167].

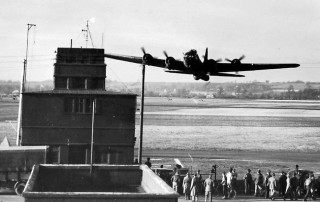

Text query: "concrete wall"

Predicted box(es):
[21, 93, 136, 146]
[23, 164, 179, 202]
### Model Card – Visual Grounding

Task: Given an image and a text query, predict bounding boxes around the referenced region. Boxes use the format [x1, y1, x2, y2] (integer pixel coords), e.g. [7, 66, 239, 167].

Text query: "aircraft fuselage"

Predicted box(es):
[183, 49, 202, 70]
[183, 49, 209, 80]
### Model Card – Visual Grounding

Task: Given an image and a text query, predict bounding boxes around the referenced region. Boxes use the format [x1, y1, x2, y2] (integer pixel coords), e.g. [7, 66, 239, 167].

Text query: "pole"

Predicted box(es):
[16, 23, 36, 146]
[24, 24, 36, 87]
[90, 99, 95, 175]
[138, 64, 145, 164]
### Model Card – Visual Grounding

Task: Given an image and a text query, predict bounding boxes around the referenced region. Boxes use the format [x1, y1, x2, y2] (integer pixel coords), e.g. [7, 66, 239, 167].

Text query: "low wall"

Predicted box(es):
[23, 164, 179, 202]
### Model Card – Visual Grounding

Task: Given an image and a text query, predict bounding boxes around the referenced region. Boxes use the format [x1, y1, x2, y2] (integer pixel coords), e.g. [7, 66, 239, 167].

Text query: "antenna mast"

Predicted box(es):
[82, 20, 94, 48]
[16, 23, 36, 146]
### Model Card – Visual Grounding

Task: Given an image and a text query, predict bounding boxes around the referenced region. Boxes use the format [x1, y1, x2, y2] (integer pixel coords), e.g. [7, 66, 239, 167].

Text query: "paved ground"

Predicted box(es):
[177, 195, 318, 202]
[0, 194, 317, 202]
[0, 195, 317, 202]
[0, 194, 23, 202]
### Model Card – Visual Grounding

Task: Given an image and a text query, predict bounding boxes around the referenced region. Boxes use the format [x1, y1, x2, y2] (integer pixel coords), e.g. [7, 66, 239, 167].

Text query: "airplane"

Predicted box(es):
[104, 48, 300, 81]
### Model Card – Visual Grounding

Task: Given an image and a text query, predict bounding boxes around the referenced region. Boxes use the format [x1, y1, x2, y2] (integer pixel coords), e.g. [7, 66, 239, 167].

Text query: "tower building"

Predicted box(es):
[19, 48, 137, 164]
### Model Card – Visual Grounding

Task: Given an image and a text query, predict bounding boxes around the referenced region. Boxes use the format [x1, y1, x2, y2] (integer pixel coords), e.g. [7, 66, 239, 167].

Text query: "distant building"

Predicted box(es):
[12, 90, 19, 100]
[206, 94, 214, 99]
[19, 48, 137, 164]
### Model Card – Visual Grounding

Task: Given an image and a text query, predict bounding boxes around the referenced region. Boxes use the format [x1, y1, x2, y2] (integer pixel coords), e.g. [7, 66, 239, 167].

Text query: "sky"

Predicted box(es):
[0, 0, 319, 83]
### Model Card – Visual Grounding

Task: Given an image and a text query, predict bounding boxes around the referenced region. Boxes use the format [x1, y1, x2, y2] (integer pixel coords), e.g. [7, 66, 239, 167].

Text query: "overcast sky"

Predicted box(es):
[0, 0, 319, 83]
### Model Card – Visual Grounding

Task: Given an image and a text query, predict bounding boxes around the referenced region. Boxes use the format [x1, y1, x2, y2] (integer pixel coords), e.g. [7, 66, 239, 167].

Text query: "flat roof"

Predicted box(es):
[0, 146, 48, 151]
[23, 90, 137, 96]
[57, 47, 104, 53]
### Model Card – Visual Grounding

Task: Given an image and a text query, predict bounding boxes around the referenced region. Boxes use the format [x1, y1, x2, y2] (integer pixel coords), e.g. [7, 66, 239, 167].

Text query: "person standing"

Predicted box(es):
[295, 164, 299, 175]
[279, 171, 287, 197]
[171, 172, 180, 193]
[264, 170, 271, 199]
[221, 172, 228, 199]
[284, 172, 293, 200]
[243, 169, 253, 195]
[254, 169, 263, 197]
[204, 175, 213, 202]
[231, 168, 238, 198]
[196, 170, 202, 181]
[290, 172, 299, 200]
[304, 174, 316, 201]
[316, 176, 320, 199]
[190, 173, 200, 202]
[183, 172, 192, 200]
[144, 157, 152, 168]
[268, 173, 277, 201]
[310, 174, 317, 200]
[296, 170, 303, 197]
[226, 167, 236, 198]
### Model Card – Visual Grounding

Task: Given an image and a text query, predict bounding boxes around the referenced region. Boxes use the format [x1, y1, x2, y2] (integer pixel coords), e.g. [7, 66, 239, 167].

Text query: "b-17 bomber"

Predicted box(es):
[104, 47, 300, 81]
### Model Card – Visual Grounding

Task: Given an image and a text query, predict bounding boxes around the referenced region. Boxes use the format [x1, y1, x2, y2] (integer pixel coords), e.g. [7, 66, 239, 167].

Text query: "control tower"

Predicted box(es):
[19, 47, 137, 165]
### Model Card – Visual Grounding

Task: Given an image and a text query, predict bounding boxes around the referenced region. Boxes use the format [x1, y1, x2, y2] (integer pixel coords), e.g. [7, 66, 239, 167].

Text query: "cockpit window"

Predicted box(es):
[184, 49, 199, 60]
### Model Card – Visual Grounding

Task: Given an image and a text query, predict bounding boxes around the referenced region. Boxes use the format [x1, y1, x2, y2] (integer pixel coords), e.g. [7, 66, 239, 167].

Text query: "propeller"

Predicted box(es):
[225, 55, 245, 74]
[141, 47, 146, 55]
[163, 50, 169, 58]
[215, 58, 222, 63]
[163, 50, 176, 70]
[225, 55, 245, 65]
[141, 47, 153, 65]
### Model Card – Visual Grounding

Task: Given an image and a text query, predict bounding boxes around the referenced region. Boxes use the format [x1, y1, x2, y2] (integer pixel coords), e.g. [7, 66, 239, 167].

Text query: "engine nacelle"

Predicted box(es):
[204, 59, 216, 69]
[193, 74, 209, 81]
[231, 59, 241, 66]
[165, 57, 176, 70]
[225, 55, 245, 67]
[142, 53, 153, 65]
[201, 74, 210, 81]
[193, 75, 200, 80]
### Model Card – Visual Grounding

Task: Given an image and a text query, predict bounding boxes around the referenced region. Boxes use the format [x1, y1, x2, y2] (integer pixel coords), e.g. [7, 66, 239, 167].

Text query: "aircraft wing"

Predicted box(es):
[165, 70, 192, 74]
[213, 63, 300, 73]
[104, 53, 166, 68]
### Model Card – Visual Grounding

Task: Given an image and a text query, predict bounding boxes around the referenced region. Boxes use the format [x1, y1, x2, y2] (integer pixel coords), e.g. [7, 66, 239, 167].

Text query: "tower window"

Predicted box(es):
[55, 77, 68, 89]
[64, 97, 98, 114]
[69, 77, 85, 89]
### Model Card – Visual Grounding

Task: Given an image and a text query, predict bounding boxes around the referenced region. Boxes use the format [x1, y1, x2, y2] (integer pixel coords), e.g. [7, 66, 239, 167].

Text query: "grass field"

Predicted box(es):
[1, 98, 320, 177]
[136, 98, 320, 152]
[0, 102, 19, 122]
[138, 126, 320, 152]
[136, 98, 320, 177]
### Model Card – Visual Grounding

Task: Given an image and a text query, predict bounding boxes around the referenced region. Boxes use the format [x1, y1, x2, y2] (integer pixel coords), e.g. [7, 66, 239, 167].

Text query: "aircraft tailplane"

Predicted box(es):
[212, 72, 245, 77]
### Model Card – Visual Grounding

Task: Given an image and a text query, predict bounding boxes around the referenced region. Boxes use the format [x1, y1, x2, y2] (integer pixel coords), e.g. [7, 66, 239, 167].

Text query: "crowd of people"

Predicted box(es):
[148, 159, 320, 201]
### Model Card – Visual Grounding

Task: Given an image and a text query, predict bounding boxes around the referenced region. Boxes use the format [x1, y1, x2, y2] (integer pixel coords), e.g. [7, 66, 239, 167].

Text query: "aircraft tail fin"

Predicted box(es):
[204, 48, 208, 62]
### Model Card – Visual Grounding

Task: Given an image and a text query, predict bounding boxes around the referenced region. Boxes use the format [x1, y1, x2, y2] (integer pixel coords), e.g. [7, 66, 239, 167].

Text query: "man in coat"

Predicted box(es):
[279, 171, 287, 197]
[254, 169, 263, 197]
[243, 169, 253, 195]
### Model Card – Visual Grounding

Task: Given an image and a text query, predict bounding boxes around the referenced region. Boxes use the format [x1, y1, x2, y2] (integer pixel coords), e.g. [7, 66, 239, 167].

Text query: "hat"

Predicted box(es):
[248, 169, 251, 172]
[258, 169, 261, 173]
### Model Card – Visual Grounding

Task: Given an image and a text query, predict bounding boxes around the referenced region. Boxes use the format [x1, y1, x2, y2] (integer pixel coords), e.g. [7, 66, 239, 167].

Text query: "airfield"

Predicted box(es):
[134, 97, 320, 177]
[0, 97, 320, 201]
[1, 97, 320, 175]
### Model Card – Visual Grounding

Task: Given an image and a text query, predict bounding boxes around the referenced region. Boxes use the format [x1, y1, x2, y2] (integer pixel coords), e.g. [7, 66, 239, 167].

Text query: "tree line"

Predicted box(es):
[1, 80, 320, 100]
